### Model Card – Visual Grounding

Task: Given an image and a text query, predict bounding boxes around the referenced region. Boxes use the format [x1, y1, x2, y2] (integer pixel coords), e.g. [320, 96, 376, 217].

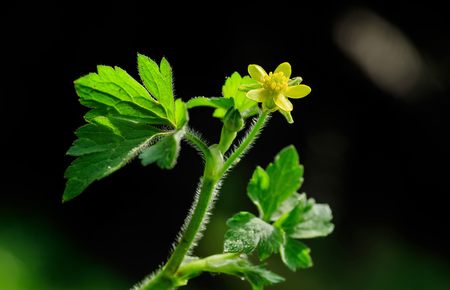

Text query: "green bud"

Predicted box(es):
[239, 82, 261, 92]
[288, 76, 303, 86]
[279, 110, 294, 124]
[223, 108, 244, 132]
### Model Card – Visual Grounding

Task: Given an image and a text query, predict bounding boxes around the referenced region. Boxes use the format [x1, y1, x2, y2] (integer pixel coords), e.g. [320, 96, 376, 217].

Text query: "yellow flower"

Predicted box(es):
[245, 62, 311, 123]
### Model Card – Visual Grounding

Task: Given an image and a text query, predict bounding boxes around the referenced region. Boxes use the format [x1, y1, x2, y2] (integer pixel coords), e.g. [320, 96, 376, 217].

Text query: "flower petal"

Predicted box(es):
[274, 94, 293, 112]
[275, 62, 292, 78]
[285, 84, 311, 99]
[248, 65, 268, 82]
[246, 88, 268, 102]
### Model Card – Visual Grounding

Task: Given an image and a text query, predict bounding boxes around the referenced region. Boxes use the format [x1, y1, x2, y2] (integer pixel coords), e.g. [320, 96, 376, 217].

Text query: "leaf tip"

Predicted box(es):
[61, 194, 71, 204]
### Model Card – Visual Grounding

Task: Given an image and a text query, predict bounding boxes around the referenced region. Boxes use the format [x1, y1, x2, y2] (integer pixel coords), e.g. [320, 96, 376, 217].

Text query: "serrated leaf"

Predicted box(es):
[290, 204, 334, 239]
[224, 212, 284, 260]
[64, 117, 164, 201]
[137, 54, 175, 122]
[74, 65, 169, 125]
[274, 193, 334, 239]
[248, 145, 304, 221]
[240, 263, 285, 290]
[83, 106, 171, 126]
[139, 128, 185, 169]
[65, 56, 186, 201]
[280, 238, 313, 271]
[221, 72, 258, 117]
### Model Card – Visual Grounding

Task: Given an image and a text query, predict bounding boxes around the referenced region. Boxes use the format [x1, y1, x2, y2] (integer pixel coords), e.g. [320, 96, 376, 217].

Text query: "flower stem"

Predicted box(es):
[135, 111, 269, 290]
[221, 111, 269, 175]
[165, 111, 269, 272]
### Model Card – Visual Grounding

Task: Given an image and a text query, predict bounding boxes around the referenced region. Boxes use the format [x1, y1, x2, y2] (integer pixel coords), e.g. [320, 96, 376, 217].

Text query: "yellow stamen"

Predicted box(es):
[262, 72, 289, 94]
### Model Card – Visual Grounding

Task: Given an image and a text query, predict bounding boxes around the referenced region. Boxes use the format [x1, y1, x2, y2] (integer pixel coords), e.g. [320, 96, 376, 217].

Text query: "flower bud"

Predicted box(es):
[223, 108, 244, 132]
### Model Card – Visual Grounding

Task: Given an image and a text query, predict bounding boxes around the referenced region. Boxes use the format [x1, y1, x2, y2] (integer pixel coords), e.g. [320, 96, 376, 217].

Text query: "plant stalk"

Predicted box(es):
[136, 111, 269, 290]
[221, 111, 269, 175]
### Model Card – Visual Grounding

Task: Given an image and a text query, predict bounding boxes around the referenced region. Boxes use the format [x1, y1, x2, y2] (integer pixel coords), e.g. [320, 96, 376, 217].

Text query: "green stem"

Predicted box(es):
[163, 176, 218, 275]
[166, 111, 269, 272]
[176, 253, 241, 279]
[185, 129, 211, 159]
[137, 173, 220, 290]
[135, 111, 269, 290]
[221, 111, 269, 175]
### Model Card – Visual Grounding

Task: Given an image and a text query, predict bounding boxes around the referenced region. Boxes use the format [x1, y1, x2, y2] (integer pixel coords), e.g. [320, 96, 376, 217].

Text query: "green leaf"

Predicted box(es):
[65, 56, 187, 201]
[64, 116, 164, 201]
[137, 54, 175, 123]
[159, 57, 172, 81]
[226, 145, 334, 272]
[270, 193, 306, 221]
[247, 166, 270, 221]
[278, 194, 334, 239]
[224, 212, 284, 260]
[207, 255, 284, 290]
[240, 263, 285, 290]
[221, 72, 258, 117]
[174, 99, 189, 129]
[280, 238, 313, 271]
[139, 128, 185, 169]
[75, 65, 169, 125]
[248, 145, 304, 221]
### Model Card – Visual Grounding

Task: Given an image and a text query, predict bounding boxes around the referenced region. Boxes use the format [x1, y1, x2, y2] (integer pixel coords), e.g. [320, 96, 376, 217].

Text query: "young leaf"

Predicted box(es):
[137, 54, 175, 123]
[278, 195, 334, 239]
[248, 145, 304, 221]
[219, 72, 258, 118]
[139, 128, 185, 169]
[224, 212, 284, 260]
[64, 116, 164, 201]
[280, 238, 313, 271]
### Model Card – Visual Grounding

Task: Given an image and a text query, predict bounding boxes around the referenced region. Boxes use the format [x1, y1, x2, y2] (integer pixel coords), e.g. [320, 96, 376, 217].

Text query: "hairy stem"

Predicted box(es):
[163, 176, 218, 275]
[185, 130, 211, 159]
[135, 111, 269, 290]
[137, 173, 220, 290]
[221, 111, 269, 175]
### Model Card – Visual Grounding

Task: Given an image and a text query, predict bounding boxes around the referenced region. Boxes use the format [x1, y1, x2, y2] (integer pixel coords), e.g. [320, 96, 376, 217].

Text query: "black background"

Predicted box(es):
[3, 0, 450, 288]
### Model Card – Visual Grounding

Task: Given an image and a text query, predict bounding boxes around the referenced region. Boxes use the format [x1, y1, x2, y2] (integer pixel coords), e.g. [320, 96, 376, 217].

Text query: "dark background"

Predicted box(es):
[2, 1, 450, 289]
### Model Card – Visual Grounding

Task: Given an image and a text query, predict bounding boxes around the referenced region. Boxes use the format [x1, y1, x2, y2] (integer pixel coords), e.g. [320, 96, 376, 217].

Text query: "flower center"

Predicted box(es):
[262, 72, 289, 94]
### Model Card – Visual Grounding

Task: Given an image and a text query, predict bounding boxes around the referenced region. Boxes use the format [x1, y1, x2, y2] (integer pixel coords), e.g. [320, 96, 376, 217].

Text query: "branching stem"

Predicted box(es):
[136, 111, 270, 290]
